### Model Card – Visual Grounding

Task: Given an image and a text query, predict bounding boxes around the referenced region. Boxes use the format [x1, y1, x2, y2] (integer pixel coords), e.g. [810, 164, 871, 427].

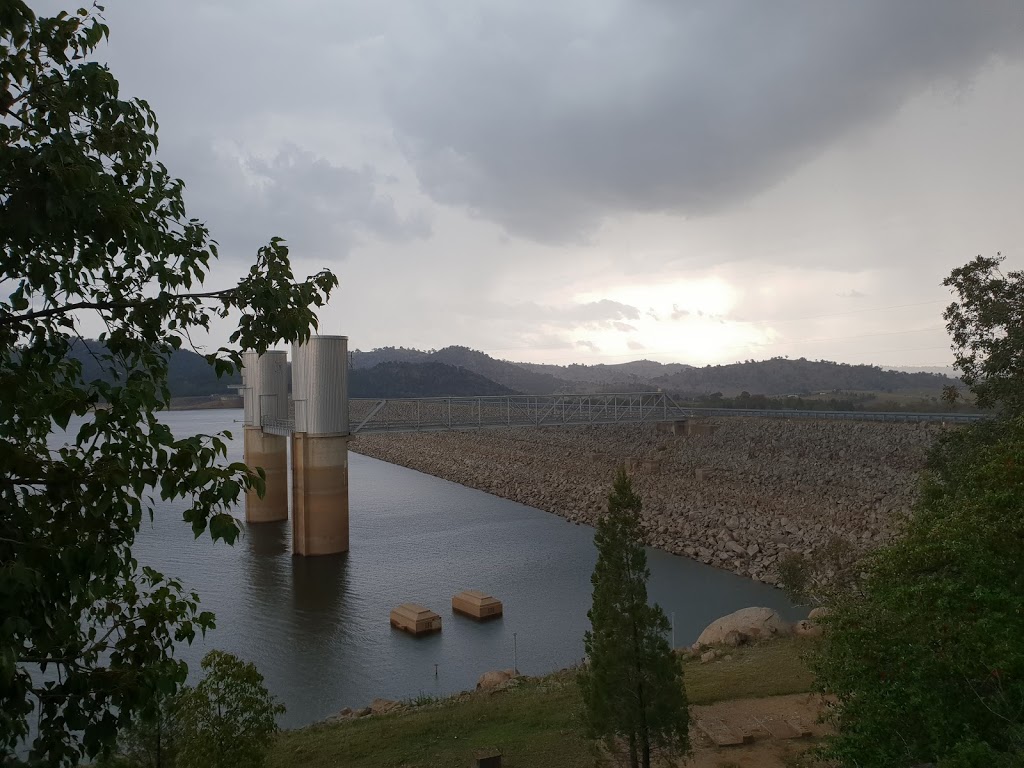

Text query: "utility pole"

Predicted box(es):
[513, 632, 518, 674]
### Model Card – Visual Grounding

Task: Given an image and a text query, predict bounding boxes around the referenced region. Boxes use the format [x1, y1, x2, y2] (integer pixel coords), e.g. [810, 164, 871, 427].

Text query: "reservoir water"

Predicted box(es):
[116, 410, 800, 728]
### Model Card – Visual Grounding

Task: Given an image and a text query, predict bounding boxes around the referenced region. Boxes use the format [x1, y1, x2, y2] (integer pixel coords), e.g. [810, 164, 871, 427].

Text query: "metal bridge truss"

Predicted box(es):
[347, 392, 676, 434]
[257, 392, 983, 437]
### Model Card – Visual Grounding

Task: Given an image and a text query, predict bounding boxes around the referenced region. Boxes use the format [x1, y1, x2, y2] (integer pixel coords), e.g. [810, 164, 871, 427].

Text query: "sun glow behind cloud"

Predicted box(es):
[573, 278, 777, 364]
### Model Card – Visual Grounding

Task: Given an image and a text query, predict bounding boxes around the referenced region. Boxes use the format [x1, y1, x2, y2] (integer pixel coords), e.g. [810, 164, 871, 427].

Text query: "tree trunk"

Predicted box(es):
[629, 732, 639, 768]
[641, 738, 651, 768]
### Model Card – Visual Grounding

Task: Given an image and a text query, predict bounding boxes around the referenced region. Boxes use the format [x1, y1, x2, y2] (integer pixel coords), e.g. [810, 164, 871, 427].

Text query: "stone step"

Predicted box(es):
[694, 716, 753, 746]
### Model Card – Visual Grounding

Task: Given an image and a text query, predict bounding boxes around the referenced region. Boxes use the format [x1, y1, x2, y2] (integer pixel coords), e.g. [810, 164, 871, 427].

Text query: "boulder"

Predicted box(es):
[321, 708, 352, 725]
[476, 669, 517, 691]
[696, 607, 790, 646]
[722, 629, 748, 648]
[370, 698, 402, 715]
[700, 649, 719, 664]
[808, 606, 831, 621]
[495, 676, 523, 692]
[355, 706, 371, 717]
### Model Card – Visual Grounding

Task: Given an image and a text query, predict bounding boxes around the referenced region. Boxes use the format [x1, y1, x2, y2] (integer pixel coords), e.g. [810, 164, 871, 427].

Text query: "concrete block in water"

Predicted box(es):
[452, 590, 503, 620]
[390, 603, 442, 635]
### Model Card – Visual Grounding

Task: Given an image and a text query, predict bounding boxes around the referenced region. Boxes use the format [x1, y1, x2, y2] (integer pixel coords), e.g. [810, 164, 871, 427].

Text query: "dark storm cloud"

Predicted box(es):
[381, 1, 1024, 241]
[166, 140, 430, 261]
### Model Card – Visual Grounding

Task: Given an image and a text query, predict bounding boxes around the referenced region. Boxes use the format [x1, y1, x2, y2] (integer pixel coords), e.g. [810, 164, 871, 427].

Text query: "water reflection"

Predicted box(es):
[243, 520, 289, 557]
[291, 552, 350, 631]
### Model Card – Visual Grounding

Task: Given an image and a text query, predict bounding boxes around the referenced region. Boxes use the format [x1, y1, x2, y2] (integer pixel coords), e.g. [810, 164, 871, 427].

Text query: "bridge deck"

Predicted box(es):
[258, 392, 984, 436]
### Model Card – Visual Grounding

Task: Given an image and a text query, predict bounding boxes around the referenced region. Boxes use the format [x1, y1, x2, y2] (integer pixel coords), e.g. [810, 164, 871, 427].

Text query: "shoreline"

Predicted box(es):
[351, 418, 941, 585]
[168, 396, 242, 411]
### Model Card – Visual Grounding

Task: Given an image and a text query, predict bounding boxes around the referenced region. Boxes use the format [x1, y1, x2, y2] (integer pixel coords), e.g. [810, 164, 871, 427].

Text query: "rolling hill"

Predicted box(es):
[352, 346, 572, 394]
[66, 339, 241, 398]
[652, 357, 958, 397]
[349, 361, 517, 398]
[516, 359, 693, 389]
[63, 340, 963, 404]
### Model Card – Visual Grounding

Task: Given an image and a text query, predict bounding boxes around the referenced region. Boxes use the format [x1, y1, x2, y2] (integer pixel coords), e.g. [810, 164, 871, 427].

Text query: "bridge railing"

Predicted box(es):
[347, 392, 676, 434]
[258, 393, 986, 435]
[669, 407, 985, 424]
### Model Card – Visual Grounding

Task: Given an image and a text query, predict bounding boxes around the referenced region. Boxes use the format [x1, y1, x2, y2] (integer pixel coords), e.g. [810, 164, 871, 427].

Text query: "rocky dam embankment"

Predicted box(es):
[351, 418, 947, 585]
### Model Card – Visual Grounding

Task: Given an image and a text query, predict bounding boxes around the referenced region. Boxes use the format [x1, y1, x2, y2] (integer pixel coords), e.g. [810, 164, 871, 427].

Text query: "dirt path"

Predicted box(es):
[683, 693, 833, 768]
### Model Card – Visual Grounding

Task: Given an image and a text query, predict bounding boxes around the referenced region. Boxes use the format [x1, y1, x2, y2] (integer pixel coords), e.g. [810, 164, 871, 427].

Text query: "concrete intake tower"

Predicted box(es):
[240, 336, 350, 556]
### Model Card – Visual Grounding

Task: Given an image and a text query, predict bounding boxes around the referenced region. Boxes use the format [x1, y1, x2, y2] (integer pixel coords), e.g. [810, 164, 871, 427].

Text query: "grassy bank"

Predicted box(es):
[269, 637, 817, 768]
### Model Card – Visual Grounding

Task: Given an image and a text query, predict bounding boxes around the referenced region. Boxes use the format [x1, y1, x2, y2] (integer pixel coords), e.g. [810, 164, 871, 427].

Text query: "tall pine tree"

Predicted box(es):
[579, 467, 689, 768]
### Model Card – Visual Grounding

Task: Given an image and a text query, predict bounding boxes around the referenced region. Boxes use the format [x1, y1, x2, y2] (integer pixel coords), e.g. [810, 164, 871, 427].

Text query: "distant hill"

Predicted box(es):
[653, 357, 958, 397]
[65, 339, 962, 404]
[349, 346, 432, 369]
[349, 361, 517, 398]
[516, 359, 692, 389]
[887, 365, 960, 379]
[67, 339, 240, 398]
[352, 346, 573, 394]
[351, 347, 962, 398]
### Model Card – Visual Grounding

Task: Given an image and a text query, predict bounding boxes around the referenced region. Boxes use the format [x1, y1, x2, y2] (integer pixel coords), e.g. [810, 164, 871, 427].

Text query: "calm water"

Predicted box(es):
[93, 409, 800, 728]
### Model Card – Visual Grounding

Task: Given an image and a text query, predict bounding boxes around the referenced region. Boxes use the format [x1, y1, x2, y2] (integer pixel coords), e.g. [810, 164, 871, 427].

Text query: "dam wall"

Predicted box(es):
[352, 418, 945, 584]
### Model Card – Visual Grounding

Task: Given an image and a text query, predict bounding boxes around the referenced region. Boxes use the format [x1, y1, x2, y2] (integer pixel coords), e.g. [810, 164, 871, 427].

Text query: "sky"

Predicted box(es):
[81, 1, 1024, 367]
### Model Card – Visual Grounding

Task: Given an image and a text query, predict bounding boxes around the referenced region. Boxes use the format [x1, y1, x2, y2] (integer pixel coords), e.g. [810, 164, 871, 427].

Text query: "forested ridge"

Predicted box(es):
[71, 340, 960, 402]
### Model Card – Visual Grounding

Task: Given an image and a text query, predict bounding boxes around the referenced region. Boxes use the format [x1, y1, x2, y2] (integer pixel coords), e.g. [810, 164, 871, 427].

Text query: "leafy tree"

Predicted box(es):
[941, 384, 962, 409]
[174, 650, 284, 768]
[776, 550, 813, 604]
[813, 415, 1024, 766]
[777, 533, 864, 603]
[113, 695, 179, 768]
[578, 467, 689, 768]
[943, 253, 1024, 414]
[0, 4, 335, 765]
[814, 255, 1024, 766]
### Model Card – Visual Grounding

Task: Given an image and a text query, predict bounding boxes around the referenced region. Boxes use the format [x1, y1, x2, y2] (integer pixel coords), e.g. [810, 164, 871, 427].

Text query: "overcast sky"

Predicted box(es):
[88, 1, 1024, 367]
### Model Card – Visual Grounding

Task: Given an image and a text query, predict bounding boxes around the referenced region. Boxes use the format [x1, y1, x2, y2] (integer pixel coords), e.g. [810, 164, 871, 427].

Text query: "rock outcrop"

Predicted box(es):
[352, 418, 944, 585]
[370, 698, 403, 715]
[696, 606, 790, 646]
[476, 669, 518, 691]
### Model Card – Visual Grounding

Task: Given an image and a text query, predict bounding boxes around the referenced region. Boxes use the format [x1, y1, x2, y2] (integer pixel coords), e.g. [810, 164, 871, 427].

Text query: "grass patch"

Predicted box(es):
[684, 636, 817, 705]
[268, 638, 816, 768]
[269, 673, 599, 768]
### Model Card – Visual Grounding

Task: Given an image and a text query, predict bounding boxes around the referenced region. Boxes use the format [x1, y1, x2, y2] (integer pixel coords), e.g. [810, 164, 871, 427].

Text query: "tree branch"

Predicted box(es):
[0, 288, 236, 328]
